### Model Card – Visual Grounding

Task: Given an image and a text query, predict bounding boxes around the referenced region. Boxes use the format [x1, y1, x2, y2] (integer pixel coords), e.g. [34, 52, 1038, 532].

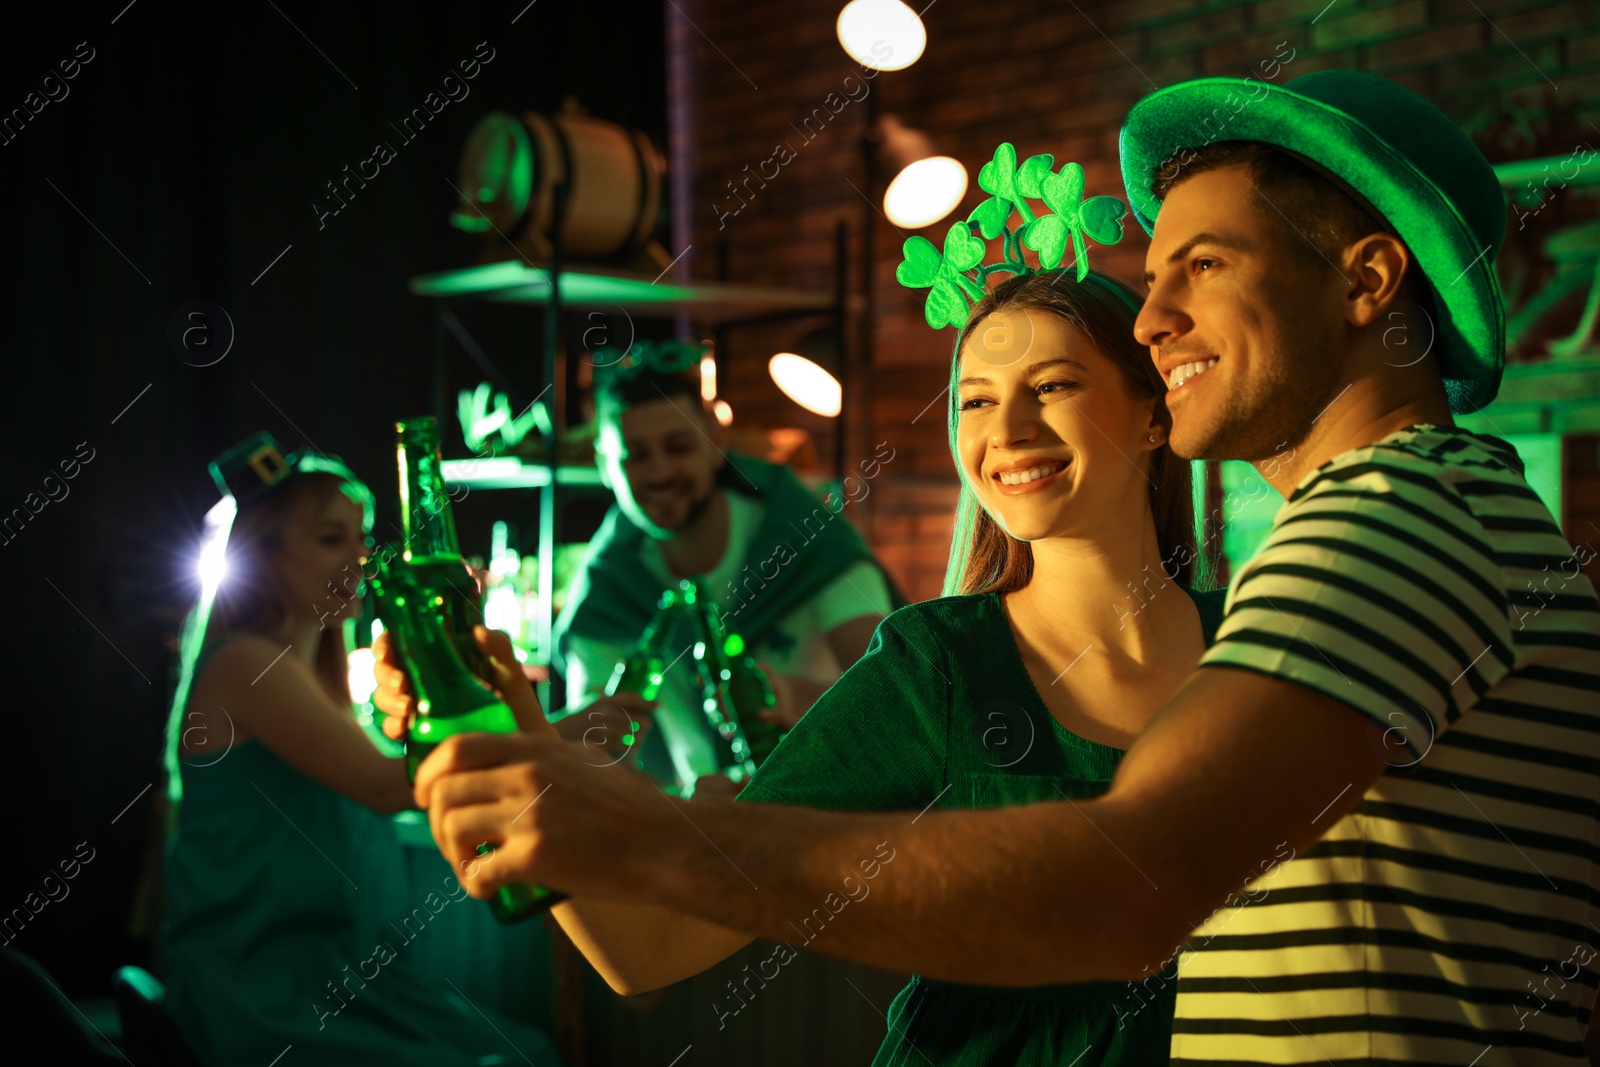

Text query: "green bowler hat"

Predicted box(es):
[1119, 69, 1505, 414]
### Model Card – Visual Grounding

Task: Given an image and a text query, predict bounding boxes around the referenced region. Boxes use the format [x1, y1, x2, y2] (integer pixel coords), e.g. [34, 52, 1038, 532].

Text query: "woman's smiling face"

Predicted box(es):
[956, 307, 1163, 544]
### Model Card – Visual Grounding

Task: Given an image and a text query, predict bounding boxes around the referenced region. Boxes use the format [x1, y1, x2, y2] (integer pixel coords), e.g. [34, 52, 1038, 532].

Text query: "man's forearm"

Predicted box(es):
[644, 794, 1184, 986]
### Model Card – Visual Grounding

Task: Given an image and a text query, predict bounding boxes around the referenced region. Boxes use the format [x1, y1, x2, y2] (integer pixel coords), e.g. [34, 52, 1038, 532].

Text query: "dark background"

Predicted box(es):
[0, 0, 666, 993]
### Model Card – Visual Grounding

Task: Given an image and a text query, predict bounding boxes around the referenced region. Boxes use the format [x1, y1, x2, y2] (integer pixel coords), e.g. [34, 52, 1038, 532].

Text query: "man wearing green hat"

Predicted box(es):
[402, 71, 1600, 1062]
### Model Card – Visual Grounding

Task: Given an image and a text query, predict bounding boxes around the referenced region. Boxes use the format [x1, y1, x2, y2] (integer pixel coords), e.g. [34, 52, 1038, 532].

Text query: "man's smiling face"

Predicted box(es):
[1134, 163, 1348, 464]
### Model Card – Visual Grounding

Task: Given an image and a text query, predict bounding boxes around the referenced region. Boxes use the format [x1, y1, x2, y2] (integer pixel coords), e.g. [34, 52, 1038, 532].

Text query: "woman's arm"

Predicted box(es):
[376, 626, 742, 991]
[199, 636, 414, 813]
[414, 610, 947, 989]
[552, 893, 754, 995]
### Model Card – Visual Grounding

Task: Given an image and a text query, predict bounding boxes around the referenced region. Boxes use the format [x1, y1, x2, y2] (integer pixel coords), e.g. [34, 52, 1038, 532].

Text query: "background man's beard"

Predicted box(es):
[675, 486, 717, 530]
[648, 484, 716, 533]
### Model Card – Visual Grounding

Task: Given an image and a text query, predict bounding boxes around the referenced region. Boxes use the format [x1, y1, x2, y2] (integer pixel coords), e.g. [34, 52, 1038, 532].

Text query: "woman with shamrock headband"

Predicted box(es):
[379, 146, 1227, 1065]
[733, 162, 1226, 1060]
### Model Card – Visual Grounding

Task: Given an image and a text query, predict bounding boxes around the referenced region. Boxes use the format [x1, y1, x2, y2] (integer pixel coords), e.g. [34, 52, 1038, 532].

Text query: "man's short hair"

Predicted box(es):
[1152, 141, 1429, 310]
[594, 367, 708, 427]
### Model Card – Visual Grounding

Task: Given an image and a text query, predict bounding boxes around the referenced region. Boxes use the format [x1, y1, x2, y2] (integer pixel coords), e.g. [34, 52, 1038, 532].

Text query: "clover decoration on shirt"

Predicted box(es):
[894, 143, 1129, 330]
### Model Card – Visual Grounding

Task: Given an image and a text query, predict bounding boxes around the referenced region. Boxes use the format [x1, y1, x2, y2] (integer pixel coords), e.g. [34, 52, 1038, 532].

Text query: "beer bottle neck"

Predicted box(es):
[396, 420, 459, 559]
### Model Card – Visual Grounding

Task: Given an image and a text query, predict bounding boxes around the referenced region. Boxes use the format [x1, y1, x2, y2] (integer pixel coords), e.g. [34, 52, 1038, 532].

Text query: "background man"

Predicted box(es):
[554, 347, 901, 795]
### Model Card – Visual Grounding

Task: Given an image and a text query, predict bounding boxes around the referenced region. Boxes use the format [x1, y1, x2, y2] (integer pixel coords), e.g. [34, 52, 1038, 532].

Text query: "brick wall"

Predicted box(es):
[669, 0, 1600, 602]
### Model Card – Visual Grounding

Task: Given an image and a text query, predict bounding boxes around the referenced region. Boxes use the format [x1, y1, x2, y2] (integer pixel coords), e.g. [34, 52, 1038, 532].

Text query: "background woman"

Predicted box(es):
[160, 435, 564, 1067]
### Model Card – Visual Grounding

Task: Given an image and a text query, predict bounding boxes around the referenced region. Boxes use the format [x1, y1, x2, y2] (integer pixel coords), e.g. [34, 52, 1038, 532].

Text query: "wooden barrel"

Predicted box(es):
[452, 105, 666, 267]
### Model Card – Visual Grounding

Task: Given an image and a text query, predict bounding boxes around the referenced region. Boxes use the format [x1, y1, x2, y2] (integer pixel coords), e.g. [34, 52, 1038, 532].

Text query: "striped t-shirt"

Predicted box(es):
[1169, 424, 1600, 1065]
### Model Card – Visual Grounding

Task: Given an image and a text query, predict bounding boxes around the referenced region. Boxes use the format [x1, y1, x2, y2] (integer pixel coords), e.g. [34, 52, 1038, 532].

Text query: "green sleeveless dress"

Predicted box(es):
[162, 638, 563, 1066]
[737, 587, 1226, 1066]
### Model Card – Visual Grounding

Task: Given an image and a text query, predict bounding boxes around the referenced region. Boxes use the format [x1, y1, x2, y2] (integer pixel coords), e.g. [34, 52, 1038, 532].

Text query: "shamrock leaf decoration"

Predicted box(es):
[968, 143, 1019, 239]
[1021, 163, 1129, 279]
[895, 222, 988, 330]
[894, 141, 1130, 329]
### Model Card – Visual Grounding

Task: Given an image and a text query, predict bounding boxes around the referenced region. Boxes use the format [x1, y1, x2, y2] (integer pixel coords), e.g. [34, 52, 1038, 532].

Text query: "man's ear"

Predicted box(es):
[1344, 232, 1411, 329]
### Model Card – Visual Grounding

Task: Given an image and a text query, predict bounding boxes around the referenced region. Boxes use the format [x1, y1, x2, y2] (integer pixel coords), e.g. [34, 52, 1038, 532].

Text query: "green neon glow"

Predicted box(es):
[410, 261, 833, 315]
[458, 380, 543, 452]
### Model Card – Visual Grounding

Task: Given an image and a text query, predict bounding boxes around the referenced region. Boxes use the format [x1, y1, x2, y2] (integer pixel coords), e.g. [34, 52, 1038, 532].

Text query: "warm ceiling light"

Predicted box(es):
[713, 399, 734, 426]
[700, 353, 717, 403]
[877, 114, 967, 228]
[769, 352, 842, 418]
[836, 0, 926, 71]
[885, 156, 967, 228]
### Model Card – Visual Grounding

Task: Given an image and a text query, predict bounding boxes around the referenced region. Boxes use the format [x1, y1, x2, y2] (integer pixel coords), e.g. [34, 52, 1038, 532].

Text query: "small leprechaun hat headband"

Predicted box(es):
[894, 143, 1136, 330]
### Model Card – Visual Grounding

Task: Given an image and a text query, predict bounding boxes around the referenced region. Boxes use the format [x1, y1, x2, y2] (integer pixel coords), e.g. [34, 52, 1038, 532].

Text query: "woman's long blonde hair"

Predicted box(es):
[164, 472, 360, 805]
[941, 270, 1212, 596]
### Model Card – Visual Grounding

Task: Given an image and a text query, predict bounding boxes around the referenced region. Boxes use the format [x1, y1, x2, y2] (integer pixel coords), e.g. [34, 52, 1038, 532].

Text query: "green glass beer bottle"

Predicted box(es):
[394, 416, 487, 678]
[681, 578, 758, 783]
[604, 588, 682, 703]
[721, 629, 782, 765]
[367, 555, 566, 921]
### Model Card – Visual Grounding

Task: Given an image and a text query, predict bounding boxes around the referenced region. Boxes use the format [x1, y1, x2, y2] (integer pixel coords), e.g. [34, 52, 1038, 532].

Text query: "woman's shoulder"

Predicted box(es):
[876, 592, 1005, 650]
[191, 633, 295, 693]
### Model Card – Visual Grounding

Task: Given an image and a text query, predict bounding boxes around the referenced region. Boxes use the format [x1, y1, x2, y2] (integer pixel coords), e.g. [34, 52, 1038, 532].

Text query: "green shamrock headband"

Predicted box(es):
[592, 338, 708, 390]
[895, 143, 1134, 329]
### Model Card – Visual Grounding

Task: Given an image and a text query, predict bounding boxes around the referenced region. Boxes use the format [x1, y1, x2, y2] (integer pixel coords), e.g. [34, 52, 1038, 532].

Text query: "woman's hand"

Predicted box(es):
[754, 663, 805, 731]
[373, 625, 553, 740]
[554, 693, 656, 766]
[690, 773, 746, 801]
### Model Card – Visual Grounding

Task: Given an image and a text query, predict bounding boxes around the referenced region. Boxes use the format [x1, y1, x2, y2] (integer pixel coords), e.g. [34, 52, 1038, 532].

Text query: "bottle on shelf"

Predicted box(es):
[366, 554, 566, 922]
[483, 520, 526, 656]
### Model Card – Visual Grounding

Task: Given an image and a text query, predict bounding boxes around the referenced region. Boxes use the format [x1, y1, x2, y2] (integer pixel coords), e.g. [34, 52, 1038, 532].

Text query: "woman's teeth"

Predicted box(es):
[997, 462, 1065, 486]
[1171, 358, 1218, 389]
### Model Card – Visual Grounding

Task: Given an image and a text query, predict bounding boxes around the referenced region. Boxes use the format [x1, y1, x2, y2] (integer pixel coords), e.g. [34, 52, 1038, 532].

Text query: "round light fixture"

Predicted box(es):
[836, 0, 926, 71]
[770, 352, 843, 418]
[884, 155, 968, 228]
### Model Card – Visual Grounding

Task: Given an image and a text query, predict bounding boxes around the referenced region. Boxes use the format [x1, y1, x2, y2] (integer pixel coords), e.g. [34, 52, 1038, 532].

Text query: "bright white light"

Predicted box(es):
[197, 495, 236, 596]
[769, 354, 842, 418]
[836, 0, 925, 71]
[485, 585, 521, 638]
[713, 399, 734, 427]
[700, 355, 718, 403]
[885, 156, 968, 228]
[347, 647, 378, 705]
